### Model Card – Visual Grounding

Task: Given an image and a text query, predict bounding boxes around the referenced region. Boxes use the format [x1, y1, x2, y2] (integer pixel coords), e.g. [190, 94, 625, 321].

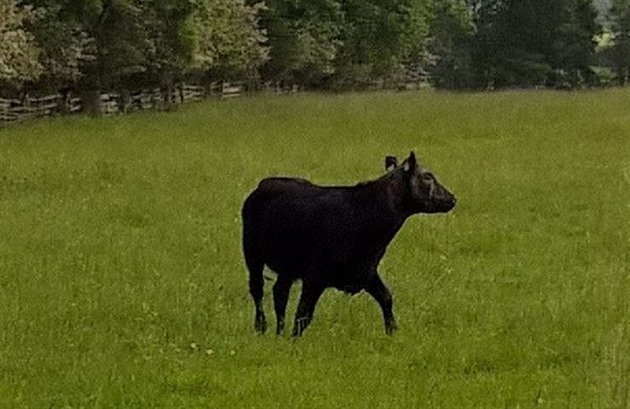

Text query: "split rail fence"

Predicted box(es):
[0, 82, 248, 127]
[1, 80, 424, 127]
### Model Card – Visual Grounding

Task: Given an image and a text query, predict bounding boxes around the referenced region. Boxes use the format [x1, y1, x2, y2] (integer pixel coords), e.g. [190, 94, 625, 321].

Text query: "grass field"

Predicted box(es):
[0, 89, 629, 408]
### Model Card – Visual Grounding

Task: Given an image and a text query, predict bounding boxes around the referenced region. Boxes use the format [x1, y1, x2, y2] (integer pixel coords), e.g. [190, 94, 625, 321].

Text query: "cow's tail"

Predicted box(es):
[242, 193, 266, 333]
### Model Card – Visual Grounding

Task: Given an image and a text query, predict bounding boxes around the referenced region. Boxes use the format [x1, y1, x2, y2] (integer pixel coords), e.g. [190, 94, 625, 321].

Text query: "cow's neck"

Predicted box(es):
[352, 178, 409, 242]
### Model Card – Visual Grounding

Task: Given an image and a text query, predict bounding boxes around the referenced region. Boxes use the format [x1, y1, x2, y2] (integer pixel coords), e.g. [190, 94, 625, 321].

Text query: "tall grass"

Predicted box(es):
[0, 89, 628, 408]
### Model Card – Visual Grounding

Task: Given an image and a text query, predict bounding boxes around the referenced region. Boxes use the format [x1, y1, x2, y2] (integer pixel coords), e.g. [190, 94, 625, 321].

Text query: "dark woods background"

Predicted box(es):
[1, 0, 628, 97]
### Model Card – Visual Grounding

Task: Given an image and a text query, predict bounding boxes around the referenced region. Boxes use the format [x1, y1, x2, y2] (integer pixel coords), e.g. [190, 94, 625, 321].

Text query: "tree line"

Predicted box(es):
[2, 0, 630, 97]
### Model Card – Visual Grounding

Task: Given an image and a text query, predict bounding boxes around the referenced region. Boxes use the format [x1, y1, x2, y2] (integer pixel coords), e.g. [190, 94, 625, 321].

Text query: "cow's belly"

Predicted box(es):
[327, 266, 376, 294]
[260, 219, 378, 291]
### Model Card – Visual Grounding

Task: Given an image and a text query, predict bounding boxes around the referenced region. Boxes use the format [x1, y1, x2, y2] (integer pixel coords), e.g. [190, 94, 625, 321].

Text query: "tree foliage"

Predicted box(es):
[470, 0, 599, 88]
[192, 0, 269, 80]
[7, 0, 267, 91]
[607, 0, 630, 83]
[425, 0, 475, 89]
[0, 0, 621, 92]
[256, 0, 344, 86]
[25, 5, 94, 89]
[0, 0, 42, 84]
[257, 0, 433, 88]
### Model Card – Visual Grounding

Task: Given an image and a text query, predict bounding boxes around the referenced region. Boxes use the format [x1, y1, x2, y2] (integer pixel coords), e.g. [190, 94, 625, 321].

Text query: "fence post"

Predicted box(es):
[119, 90, 131, 114]
[58, 91, 71, 116]
[0, 98, 10, 126]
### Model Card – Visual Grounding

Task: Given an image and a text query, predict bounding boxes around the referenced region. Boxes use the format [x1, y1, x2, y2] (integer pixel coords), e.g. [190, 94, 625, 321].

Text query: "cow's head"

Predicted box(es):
[385, 151, 456, 214]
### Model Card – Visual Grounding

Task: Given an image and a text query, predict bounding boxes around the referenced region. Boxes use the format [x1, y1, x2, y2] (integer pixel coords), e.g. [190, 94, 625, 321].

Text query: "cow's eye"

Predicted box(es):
[422, 174, 434, 183]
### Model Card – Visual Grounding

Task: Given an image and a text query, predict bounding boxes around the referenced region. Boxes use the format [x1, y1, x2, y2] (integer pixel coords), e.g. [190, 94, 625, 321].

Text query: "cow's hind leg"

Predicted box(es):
[292, 282, 325, 337]
[273, 275, 292, 335]
[365, 273, 397, 335]
[244, 235, 266, 334]
[249, 265, 267, 334]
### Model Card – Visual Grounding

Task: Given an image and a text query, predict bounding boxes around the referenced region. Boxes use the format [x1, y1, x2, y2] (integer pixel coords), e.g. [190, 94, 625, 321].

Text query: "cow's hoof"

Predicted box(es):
[385, 323, 398, 336]
[254, 318, 267, 334]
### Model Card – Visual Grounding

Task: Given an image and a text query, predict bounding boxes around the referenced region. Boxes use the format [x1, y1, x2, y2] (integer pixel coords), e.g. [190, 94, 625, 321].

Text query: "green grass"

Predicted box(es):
[0, 89, 629, 408]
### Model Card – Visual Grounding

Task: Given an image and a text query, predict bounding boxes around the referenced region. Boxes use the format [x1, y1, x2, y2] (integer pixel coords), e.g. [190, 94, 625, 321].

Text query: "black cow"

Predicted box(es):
[241, 152, 456, 336]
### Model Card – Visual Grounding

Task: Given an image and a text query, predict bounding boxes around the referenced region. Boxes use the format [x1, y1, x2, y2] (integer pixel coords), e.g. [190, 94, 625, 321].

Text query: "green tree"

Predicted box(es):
[470, 0, 599, 89]
[87, 0, 148, 90]
[131, 0, 196, 108]
[25, 6, 94, 91]
[256, 0, 343, 86]
[471, 0, 554, 88]
[335, 0, 421, 87]
[608, 0, 630, 83]
[258, 0, 432, 88]
[0, 0, 42, 86]
[192, 0, 268, 82]
[551, 0, 600, 86]
[425, 0, 474, 89]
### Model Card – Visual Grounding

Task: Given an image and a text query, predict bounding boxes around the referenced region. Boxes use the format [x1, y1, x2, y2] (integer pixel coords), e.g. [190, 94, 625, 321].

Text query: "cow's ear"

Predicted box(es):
[385, 156, 398, 171]
[404, 151, 418, 173]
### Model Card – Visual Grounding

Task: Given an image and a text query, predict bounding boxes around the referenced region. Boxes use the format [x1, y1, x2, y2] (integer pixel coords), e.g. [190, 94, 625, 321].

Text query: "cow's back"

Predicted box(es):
[242, 177, 358, 277]
[242, 177, 322, 223]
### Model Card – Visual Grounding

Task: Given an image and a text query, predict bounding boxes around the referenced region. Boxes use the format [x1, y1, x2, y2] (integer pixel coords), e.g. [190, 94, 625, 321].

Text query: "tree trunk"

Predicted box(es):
[81, 89, 102, 117]
[160, 70, 176, 111]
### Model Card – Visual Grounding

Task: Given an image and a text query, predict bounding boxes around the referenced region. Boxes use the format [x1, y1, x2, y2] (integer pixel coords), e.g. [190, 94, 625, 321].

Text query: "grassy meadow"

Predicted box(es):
[0, 89, 629, 408]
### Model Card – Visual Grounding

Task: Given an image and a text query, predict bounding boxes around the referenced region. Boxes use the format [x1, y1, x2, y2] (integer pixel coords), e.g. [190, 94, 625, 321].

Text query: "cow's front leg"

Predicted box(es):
[292, 282, 325, 337]
[365, 273, 397, 335]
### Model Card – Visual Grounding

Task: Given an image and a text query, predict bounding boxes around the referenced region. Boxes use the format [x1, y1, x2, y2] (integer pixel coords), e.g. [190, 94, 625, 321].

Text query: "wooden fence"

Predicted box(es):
[0, 80, 429, 127]
[0, 82, 245, 127]
[0, 94, 78, 123]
